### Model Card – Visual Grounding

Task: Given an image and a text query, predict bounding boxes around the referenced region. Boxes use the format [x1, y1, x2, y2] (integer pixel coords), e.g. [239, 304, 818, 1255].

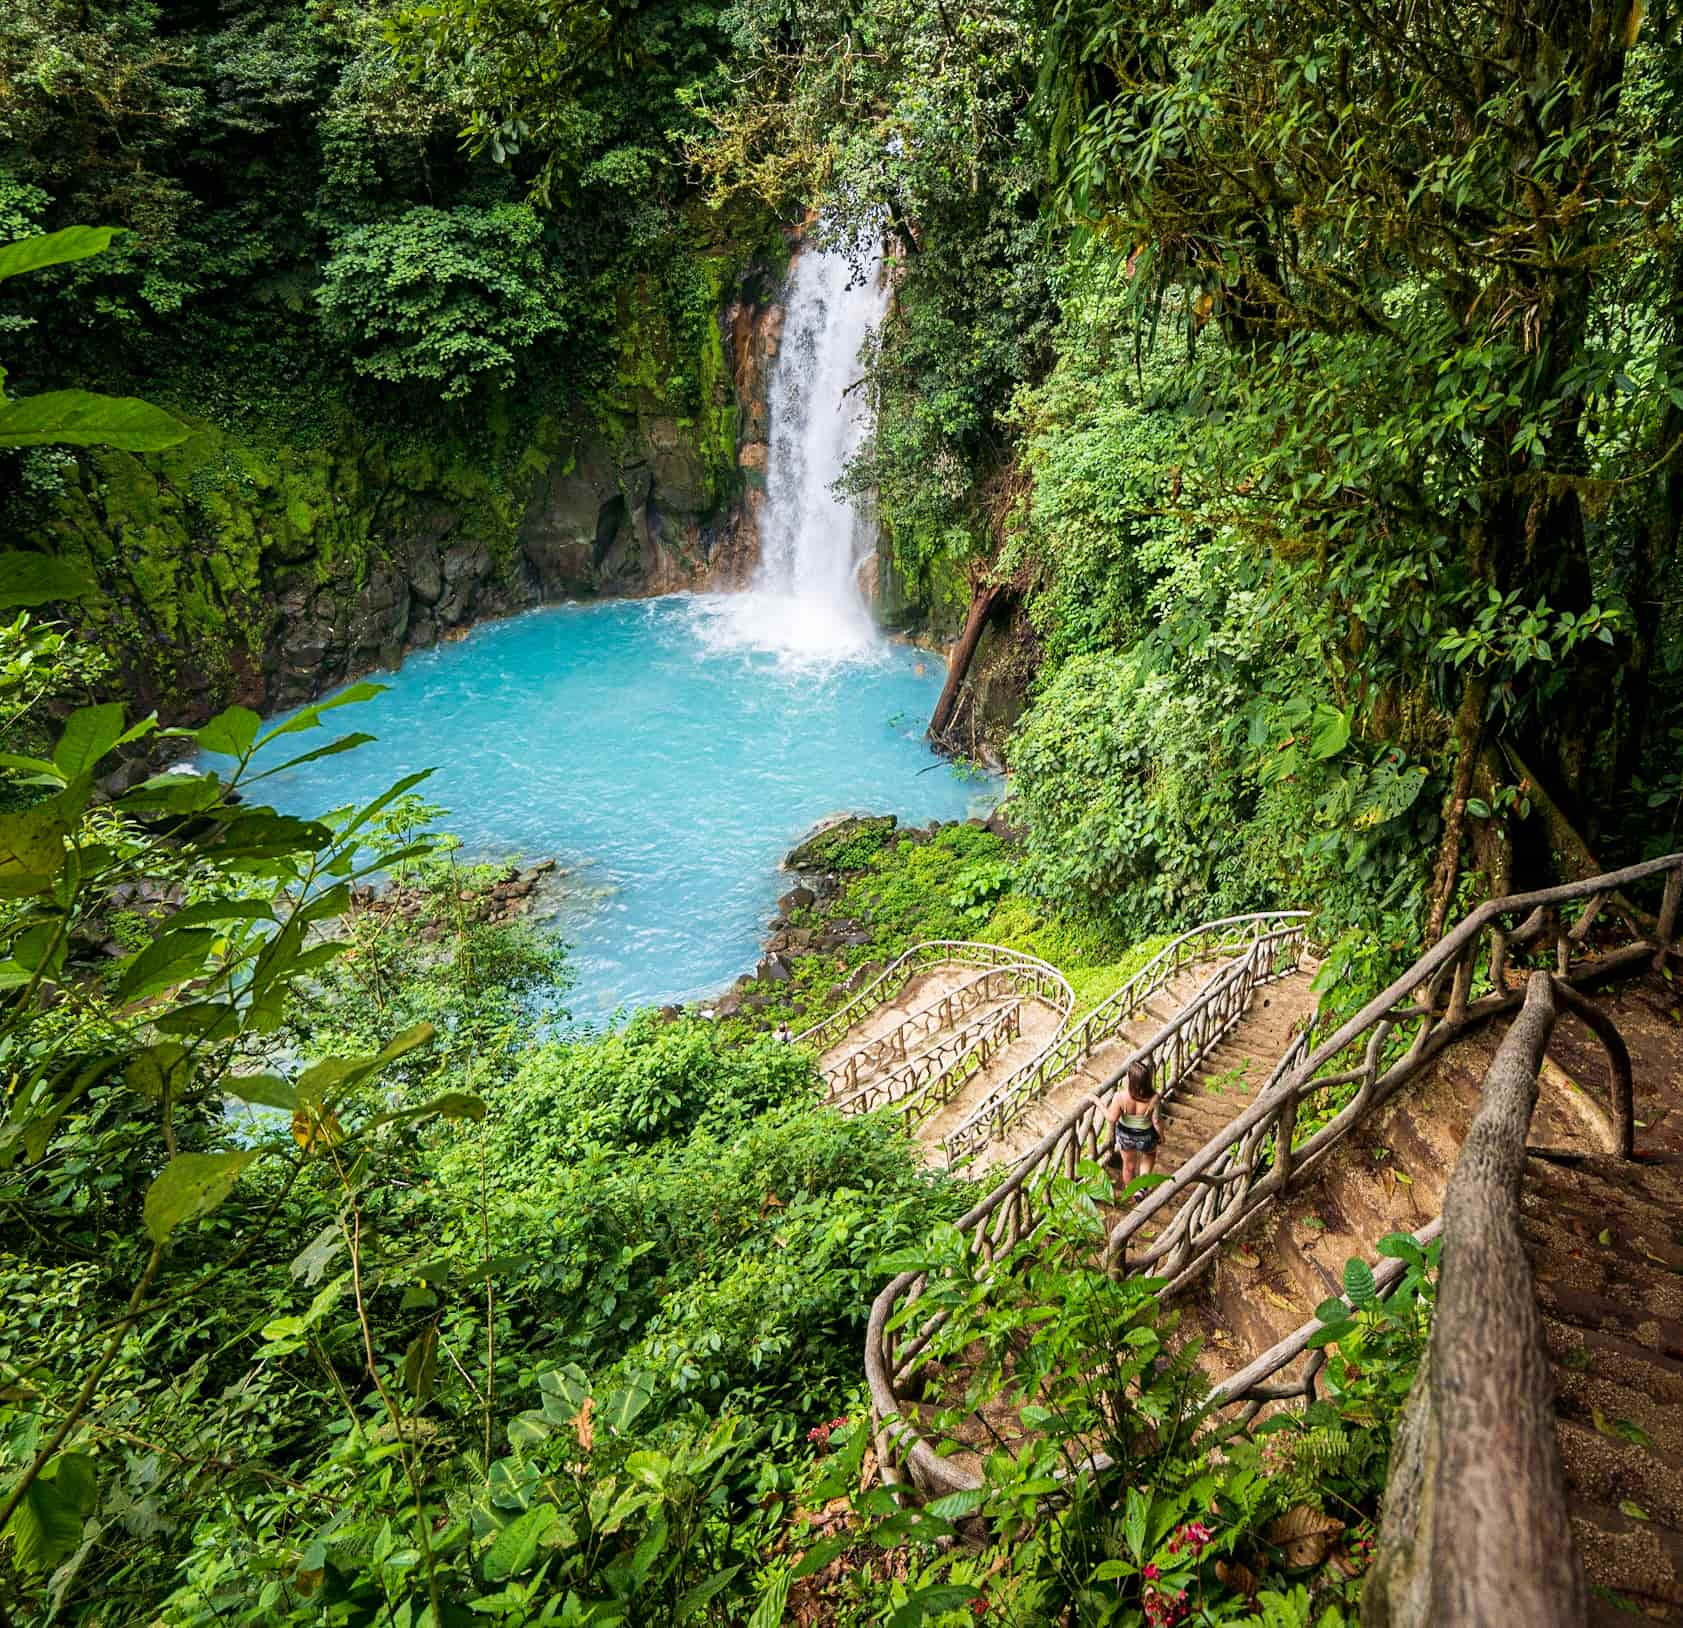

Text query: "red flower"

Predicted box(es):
[1178, 1520, 1214, 1554]
[1143, 1563, 1160, 1581]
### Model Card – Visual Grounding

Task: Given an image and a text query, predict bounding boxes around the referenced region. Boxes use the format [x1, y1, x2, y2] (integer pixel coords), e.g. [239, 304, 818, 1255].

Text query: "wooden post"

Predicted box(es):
[1657, 867, 1682, 972]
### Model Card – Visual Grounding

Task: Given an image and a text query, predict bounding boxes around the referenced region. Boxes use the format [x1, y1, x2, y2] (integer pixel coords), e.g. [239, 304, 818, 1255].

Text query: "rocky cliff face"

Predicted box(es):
[33, 250, 793, 730]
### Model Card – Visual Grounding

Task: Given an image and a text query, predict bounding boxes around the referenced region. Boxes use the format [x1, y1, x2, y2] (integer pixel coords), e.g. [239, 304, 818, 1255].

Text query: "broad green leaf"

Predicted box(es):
[194, 704, 262, 760]
[1309, 705, 1351, 760]
[0, 226, 115, 282]
[165, 899, 275, 931]
[0, 792, 75, 896]
[0, 752, 63, 781]
[221, 1073, 297, 1112]
[53, 704, 125, 780]
[624, 1450, 670, 1489]
[0, 552, 95, 611]
[0, 390, 189, 451]
[117, 927, 218, 1003]
[290, 1223, 344, 1287]
[483, 1505, 560, 1582]
[4, 1453, 97, 1574]
[126, 1043, 192, 1102]
[925, 1487, 986, 1519]
[210, 812, 331, 859]
[114, 773, 223, 816]
[144, 1150, 257, 1242]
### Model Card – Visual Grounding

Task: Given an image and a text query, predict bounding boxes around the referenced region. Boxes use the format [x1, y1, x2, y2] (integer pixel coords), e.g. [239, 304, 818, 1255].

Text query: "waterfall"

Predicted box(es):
[692, 240, 888, 666]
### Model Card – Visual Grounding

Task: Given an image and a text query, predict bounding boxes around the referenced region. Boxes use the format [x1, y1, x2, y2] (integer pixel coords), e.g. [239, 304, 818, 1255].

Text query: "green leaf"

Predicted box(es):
[0, 555, 96, 612]
[0, 751, 63, 781]
[675, 1564, 744, 1620]
[887, 1585, 980, 1627]
[114, 773, 223, 816]
[483, 1504, 562, 1582]
[0, 390, 189, 451]
[290, 1223, 344, 1287]
[126, 1043, 191, 1102]
[0, 226, 116, 282]
[194, 705, 262, 760]
[339, 770, 435, 838]
[144, 1150, 258, 1243]
[117, 927, 218, 1002]
[165, 899, 276, 931]
[1342, 1257, 1378, 1308]
[221, 1073, 297, 1111]
[53, 704, 126, 780]
[0, 792, 76, 896]
[245, 733, 375, 782]
[401, 1325, 438, 1404]
[4, 1452, 97, 1574]
[925, 1487, 986, 1520]
[746, 1571, 790, 1628]
[1309, 705, 1351, 760]
[257, 682, 388, 744]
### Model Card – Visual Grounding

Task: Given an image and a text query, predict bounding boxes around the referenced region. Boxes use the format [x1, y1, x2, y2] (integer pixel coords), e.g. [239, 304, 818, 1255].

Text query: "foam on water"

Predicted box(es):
[249, 599, 991, 1018]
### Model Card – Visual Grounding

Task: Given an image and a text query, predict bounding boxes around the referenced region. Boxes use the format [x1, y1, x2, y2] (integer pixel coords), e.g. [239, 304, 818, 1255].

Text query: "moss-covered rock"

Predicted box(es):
[16, 244, 792, 730]
[784, 815, 900, 873]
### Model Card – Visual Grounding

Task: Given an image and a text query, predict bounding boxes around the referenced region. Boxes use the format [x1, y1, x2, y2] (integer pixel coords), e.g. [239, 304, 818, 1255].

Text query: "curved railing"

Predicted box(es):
[825, 966, 1016, 1095]
[796, 940, 1072, 1054]
[865, 854, 1683, 1494]
[1103, 854, 1679, 1287]
[830, 999, 1024, 1118]
[942, 912, 1311, 1164]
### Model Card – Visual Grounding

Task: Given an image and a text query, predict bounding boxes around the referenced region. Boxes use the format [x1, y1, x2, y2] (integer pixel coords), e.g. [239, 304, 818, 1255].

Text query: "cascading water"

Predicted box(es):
[240, 233, 993, 1019]
[692, 239, 888, 665]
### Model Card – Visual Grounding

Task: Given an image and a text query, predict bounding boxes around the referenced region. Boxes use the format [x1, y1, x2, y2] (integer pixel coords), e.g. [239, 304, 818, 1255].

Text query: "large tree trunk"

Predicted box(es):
[928, 580, 1004, 743]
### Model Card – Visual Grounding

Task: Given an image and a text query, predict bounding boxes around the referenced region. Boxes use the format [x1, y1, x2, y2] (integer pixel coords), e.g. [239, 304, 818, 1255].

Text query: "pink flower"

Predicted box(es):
[1143, 1563, 1160, 1581]
[1178, 1521, 1214, 1554]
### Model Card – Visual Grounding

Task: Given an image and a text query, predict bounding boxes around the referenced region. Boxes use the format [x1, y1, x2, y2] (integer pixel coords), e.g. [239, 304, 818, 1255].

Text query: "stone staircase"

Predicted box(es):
[967, 963, 1223, 1172]
[1170, 971, 1683, 1621]
[910, 999, 1071, 1147]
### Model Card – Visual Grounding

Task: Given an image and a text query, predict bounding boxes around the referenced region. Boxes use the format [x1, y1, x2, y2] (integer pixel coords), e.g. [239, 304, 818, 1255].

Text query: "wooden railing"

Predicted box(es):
[1104, 854, 1678, 1288]
[824, 966, 1018, 1096]
[796, 940, 1072, 1055]
[865, 854, 1683, 1494]
[830, 1000, 1024, 1118]
[940, 912, 1311, 1164]
[1361, 969, 1630, 1626]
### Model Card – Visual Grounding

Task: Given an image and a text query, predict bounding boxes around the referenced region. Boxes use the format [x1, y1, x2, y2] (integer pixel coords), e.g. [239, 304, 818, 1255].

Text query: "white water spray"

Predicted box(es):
[692, 240, 888, 666]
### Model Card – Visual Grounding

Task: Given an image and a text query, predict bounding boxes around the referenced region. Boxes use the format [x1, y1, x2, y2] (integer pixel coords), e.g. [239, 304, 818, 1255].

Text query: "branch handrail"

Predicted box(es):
[829, 999, 1025, 1119]
[942, 911, 1311, 1164]
[1366, 971, 1606, 1623]
[824, 965, 1026, 1096]
[796, 940, 1072, 1054]
[865, 853, 1683, 1493]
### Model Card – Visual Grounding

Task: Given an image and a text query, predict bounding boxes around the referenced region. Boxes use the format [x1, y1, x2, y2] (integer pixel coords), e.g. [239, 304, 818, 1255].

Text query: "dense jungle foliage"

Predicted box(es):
[3, 0, 1682, 1623]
